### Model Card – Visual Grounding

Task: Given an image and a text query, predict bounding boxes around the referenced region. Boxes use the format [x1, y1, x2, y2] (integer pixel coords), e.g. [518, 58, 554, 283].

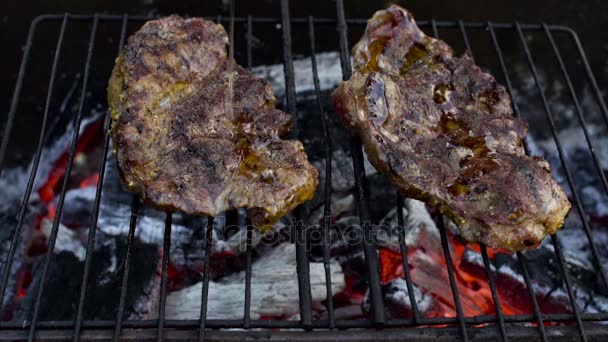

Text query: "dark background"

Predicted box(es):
[2, 0, 607, 110]
[0, 0, 607, 168]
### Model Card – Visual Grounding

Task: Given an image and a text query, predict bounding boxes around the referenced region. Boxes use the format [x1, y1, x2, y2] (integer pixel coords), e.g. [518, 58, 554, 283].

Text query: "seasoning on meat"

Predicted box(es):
[332, 5, 571, 251]
[108, 15, 318, 230]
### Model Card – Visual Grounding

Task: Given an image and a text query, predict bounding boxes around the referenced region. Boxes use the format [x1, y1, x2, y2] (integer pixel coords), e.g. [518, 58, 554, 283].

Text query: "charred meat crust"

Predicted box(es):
[332, 5, 570, 251]
[108, 15, 318, 230]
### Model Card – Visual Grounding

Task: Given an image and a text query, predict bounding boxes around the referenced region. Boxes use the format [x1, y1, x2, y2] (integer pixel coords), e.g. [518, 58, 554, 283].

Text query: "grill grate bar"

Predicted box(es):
[246, 15, 253, 69]
[480, 245, 508, 341]
[491, 20, 589, 341]
[72, 15, 129, 341]
[516, 252, 548, 341]
[0, 16, 39, 175]
[0, 14, 69, 309]
[457, 21, 508, 342]
[551, 234, 587, 341]
[395, 196, 421, 322]
[27, 15, 98, 342]
[242, 16, 253, 330]
[543, 26, 608, 204]
[568, 34, 608, 128]
[436, 217, 470, 341]
[11, 13, 586, 29]
[243, 225, 253, 328]
[505, 21, 590, 341]
[157, 213, 172, 342]
[515, 22, 603, 341]
[307, 15, 336, 329]
[335, 0, 385, 326]
[4, 311, 608, 330]
[515, 23, 608, 296]
[544, 25, 608, 288]
[430, 19, 470, 342]
[197, 216, 214, 341]
[516, 22, 607, 294]
[486, 22, 548, 341]
[280, 0, 314, 329]
[1, 12, 608, 340]
[112, 197, 140, 341]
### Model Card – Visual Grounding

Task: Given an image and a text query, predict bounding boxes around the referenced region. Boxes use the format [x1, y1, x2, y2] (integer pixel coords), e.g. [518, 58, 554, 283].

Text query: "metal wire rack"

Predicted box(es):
[1, 0, 607, 340]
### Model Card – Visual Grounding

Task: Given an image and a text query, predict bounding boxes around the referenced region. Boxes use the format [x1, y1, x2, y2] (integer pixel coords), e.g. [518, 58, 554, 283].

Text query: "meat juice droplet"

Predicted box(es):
[400, 42, 428, 73]
[361, 36, 390, 72]
[438, 113, 497, 198]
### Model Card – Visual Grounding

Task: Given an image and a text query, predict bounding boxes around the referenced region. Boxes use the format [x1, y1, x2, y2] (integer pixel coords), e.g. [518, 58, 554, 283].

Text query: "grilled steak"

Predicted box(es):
[108, 15, 318, 229]
[332, 5, 570, 251]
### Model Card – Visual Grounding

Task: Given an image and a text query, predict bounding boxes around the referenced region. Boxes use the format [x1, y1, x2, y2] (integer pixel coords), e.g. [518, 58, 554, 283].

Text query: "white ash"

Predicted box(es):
[313, 149, 357, 193]
[495, 262, 526, 285]
[40, 219, 87, 262]
[99, 204, 193, 245]
[0, 110, 103, 204]
[53, 185, 203, 258]
[538, 226, 608, 273]
[51, 186, 97, 228]
[362, 278, 436, 318]
[385, 278, 433, 314]
[306, 193, 354, 226]
[166, 243, 345, 320]
[377, 199, 438, 251]
[252, 52, 345, 99]
[97, 148, 193, 246]
[463, 248, 496, 272]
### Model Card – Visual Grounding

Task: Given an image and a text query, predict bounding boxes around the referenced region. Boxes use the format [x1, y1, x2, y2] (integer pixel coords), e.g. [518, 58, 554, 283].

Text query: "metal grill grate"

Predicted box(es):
[1, 0, 607, 340]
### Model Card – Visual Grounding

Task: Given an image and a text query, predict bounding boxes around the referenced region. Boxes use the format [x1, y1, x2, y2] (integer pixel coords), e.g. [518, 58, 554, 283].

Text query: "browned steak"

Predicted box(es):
[108, 15, 318, 229]
[332, 5, 570, 251]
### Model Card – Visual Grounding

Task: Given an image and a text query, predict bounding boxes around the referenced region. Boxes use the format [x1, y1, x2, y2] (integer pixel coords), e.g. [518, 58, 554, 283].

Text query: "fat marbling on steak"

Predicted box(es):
[332, 5, 570, 251]
[108, 15, 318, 229]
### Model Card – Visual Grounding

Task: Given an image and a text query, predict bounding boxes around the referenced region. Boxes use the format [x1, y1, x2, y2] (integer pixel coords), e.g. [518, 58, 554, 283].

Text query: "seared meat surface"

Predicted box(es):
[332, 5, 570, 251]
[108, 15, 318, 229]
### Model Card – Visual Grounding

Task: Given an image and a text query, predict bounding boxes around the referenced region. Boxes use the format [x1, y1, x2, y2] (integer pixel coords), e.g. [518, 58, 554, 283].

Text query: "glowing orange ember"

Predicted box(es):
[79, 173, 99, 188]
[38, 120, 103, 203]
[378, 228, 570, 319]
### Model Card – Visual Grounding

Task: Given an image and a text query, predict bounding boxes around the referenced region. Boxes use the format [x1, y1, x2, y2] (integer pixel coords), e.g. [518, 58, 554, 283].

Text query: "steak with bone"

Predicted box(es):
[332, 5, 570, 251]
[108, 15, 318, 229]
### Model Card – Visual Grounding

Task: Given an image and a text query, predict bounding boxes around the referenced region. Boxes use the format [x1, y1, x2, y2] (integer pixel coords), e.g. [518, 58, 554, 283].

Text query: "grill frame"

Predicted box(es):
[1, 0, 607, 340]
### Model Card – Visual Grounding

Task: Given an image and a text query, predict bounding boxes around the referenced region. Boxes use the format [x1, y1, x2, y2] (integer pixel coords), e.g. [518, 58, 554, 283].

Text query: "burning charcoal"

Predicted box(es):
[40, 219, 87, 261]
[14, 235, 160, 321]
[363, 278, 442, 319]
[459, 246, 575, 315]
[376, 199, 437, 251]
[165, 243, 344, 319]
[0, 199, 40, 319]
[306, 193, 354, 227]
[553, 213, 608, 278]
[252, 52, 342, 100]
[313, 149, 357, 194]
[0, 105, 103, 319]
[326, 216, 365, 260]
[53, 187, 97, 229]
[516, 242, 608, 313]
